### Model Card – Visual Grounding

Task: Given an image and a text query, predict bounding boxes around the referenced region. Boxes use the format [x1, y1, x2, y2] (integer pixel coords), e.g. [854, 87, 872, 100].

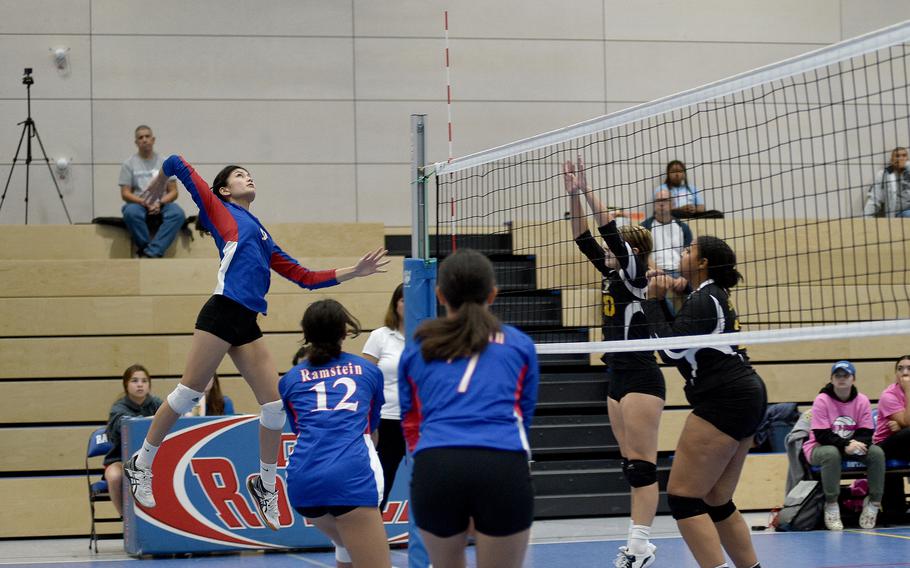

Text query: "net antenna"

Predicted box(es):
[429, 20, 910, 354]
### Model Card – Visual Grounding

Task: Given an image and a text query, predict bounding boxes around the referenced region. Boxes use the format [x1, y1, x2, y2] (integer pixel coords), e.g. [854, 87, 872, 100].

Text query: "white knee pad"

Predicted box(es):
[260, 400, 286, 431]
[334, 544, 351, 563]
[167, 384, 205, 415]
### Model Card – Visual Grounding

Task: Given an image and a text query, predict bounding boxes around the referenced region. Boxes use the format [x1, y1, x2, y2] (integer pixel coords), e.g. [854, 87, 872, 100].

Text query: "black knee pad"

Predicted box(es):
[622, 459, 657, 488]
[706, 500, 737, 523]
[667, 494, 707, 520]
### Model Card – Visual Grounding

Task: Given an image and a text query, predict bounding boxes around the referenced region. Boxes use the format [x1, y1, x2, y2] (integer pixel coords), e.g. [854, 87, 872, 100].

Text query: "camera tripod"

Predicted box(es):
[0, 68, 72, 224]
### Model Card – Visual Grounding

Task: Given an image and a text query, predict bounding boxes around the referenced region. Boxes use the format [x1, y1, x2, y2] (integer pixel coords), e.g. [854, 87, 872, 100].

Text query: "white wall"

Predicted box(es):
[0, 0, 907, 225]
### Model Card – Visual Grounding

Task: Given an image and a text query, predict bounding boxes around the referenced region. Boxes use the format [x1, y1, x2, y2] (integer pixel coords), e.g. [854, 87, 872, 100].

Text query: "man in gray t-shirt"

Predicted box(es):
[119, 125, 185, 257]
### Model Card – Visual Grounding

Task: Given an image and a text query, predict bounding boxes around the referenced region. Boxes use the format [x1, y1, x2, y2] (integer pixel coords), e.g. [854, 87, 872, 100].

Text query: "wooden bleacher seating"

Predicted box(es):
[1, 220, 907, 537]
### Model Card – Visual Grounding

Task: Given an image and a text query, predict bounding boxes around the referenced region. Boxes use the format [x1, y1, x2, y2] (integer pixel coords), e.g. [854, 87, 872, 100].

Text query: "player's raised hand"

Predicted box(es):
[352, 247, 390, 277]
[575, 155, 588, 193]
[562, 160, 577, 195]
[143, 170, 169, 205]
[648, 273, 672, 300]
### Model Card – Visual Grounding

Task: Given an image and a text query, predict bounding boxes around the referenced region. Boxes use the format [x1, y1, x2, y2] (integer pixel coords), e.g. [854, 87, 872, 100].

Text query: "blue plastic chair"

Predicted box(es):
[85, 426, 116, 552]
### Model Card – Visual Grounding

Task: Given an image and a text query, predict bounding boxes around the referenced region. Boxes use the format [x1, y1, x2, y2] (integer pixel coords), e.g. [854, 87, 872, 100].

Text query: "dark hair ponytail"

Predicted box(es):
[696, 235, 742, 289]
[416, 249, 501, 361]
[205, 374, 225, 416]
[300, 299, 361, 366]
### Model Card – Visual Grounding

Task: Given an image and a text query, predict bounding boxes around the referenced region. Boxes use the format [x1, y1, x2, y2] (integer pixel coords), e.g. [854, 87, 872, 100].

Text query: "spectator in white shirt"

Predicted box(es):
[361, 284, 406, 509]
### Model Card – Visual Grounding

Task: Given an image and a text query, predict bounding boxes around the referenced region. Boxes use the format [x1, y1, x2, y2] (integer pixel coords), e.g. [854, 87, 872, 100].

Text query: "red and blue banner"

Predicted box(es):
[122, 415, 410, 555]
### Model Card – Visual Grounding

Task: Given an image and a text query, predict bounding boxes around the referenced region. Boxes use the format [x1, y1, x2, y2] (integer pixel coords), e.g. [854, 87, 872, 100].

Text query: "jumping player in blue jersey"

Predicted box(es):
[280, 299, 391, 568]
[564, 157, 663, 568]
[123, 156, 389, 531]
[399, 249, 539, 568]
[644, 236, 765, 568]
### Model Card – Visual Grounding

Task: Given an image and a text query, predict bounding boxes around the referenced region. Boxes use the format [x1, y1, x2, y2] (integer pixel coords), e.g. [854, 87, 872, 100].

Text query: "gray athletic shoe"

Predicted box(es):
[247, 475, 279, 530]
[123, 454, 156, 508]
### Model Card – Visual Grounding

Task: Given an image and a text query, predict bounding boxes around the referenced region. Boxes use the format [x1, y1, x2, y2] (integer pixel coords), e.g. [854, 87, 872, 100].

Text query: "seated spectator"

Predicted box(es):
[642, 190, 690, 314]
[184, 374, 235, 416]
[875, 354, 910, 458]
[863, 147, 910, 217]
[641, 189, 692, 280]
[873, 355, 910, 519]
[803, 361, 884, 530]
[103, 364, 163, 516]
[654, 160, 704, 217]
[119, 125, 185, 257]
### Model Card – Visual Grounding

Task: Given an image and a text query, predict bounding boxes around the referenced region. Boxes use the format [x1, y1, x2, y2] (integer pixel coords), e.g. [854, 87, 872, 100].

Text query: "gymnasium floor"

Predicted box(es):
[4, 514, 910, 567]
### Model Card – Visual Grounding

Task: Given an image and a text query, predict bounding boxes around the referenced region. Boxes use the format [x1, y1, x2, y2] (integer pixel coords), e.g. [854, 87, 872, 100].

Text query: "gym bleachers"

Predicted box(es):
[1, 220, 907, 537]
[0, 222, 395, 538]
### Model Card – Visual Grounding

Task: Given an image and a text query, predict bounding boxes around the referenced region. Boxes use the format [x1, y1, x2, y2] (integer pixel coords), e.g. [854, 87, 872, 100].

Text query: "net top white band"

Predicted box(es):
[435, 19, 910, 177]
[535, 320, 910, 355]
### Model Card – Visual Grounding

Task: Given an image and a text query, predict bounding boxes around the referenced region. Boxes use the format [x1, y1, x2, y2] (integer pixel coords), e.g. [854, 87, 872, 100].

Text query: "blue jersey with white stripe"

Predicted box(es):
[278, 352, 385, 508]
[398, 324, 539, 456]
[162, 155, 338, 314]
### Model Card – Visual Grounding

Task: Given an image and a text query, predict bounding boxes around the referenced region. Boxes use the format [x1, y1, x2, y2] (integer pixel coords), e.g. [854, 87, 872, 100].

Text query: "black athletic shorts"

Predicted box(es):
[410, 447, 534, 538]
[607, 367, 666, 401]
[195, 294, 263, 347]
[689, 372, 767, 441]
[295, 505, 358, 519]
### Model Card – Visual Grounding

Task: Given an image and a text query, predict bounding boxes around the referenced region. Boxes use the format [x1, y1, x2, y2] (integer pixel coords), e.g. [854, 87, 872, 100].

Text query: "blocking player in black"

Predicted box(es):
[564, 157, 662, 568]
[643, 235, 765, 568]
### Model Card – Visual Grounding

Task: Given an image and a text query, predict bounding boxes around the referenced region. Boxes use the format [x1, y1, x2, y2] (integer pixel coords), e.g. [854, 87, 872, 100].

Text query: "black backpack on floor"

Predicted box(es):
[775, 480, 824, 531]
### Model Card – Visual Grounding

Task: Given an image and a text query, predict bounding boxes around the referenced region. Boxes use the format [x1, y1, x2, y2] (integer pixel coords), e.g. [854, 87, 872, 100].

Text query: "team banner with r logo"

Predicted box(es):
[122, 416, 411, 555]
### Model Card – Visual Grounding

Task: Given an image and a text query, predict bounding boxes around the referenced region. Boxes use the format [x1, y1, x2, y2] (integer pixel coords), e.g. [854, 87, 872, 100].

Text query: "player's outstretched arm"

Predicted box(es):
[574, 155, 615, 228]
[335, 247, 390, 282]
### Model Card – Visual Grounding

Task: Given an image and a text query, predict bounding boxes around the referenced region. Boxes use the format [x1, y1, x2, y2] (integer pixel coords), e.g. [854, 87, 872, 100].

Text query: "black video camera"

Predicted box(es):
[22, 68, 33, 86]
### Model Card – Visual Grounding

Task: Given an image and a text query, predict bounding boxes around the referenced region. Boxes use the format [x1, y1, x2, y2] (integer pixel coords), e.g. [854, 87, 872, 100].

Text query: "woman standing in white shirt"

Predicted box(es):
[362, 284, 406, 508]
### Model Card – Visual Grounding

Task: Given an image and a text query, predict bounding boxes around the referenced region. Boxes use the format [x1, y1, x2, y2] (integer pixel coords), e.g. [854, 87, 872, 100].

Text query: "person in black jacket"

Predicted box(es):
[643, 236, 765, 568]
[103, 364, 162, 516]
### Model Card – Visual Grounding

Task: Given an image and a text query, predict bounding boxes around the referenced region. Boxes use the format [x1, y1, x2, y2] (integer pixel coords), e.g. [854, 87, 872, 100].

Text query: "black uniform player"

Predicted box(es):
[643, 235, 765, 568]
[564, 157, 662, 568]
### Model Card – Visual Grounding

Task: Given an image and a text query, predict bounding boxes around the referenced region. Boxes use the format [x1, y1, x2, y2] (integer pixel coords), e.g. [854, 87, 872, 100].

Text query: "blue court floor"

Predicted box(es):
[3, 515, 909, 567]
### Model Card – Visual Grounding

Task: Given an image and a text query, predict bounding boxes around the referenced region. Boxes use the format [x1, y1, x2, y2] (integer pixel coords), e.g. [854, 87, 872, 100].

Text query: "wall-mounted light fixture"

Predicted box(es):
[51, 46, 70, 71]
[55, 157, 71, 179]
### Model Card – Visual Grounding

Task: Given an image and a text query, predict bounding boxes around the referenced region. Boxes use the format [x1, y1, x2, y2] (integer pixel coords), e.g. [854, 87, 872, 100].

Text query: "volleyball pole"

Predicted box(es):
[402, 113, 434, 568]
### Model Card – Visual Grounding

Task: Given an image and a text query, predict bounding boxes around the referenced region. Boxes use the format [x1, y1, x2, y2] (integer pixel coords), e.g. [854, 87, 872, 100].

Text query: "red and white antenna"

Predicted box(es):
[444, 10, 454, 163]
[444, 10, 456, 251]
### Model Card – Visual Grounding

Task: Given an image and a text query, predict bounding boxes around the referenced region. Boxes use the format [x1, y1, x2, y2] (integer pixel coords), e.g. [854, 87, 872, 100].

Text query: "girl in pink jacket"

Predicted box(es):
[803, 361, 884, 530]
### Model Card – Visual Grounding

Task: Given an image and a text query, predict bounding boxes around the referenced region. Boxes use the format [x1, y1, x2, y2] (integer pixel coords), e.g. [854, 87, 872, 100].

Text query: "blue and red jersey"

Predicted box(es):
[398, 324, 539, 456]
[278, 352, 385, 508]
[162, 155, 338, 314]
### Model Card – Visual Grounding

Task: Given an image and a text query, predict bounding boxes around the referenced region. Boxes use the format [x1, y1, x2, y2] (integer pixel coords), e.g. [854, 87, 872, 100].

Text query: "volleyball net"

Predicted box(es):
[425, 21, 910, 355]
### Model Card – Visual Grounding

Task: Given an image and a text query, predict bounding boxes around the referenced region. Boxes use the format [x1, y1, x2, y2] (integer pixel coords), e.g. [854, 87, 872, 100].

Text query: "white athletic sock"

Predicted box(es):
[628, 524, 651, 555]
[825, 502, 839, 513]
[713, 564, 729, 568]
[135, 440, 159, 470]
[260, 461, 277, 492]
